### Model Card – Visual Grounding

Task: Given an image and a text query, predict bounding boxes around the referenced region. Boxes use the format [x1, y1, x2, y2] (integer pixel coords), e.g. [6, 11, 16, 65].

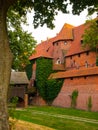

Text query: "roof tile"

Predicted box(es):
[49, 67, 98, 79]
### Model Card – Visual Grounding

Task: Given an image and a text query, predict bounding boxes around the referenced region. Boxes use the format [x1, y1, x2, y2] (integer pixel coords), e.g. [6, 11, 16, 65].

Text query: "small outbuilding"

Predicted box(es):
[8, 71, 29, 107]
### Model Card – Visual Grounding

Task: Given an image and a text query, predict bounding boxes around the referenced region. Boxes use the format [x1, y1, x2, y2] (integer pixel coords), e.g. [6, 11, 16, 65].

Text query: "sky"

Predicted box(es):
[24, 9, 97, 44]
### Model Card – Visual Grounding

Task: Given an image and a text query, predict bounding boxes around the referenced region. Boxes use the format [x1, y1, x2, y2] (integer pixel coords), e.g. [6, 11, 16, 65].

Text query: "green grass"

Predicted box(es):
[9, 106, 98, 130]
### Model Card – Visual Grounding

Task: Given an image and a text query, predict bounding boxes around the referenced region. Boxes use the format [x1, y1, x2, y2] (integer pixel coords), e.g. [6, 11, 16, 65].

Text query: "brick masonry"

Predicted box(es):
[52, 75, 98, 111]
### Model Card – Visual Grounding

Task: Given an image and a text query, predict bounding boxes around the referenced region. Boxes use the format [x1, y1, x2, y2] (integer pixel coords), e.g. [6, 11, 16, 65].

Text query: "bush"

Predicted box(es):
[87, 96, 92, 111]
[70, 90, 78, 108]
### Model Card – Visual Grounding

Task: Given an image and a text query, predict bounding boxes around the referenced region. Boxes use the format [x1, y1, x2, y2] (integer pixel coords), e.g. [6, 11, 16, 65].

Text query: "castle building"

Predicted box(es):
[29, 20, 98, 111]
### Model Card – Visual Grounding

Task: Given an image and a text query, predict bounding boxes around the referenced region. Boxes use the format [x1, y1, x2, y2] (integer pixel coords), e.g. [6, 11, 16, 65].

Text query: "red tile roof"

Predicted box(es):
[29, 21, 92, 60]
[29, 38, 54, 60]
[66, 24, 89, 56]
[53, 23, 74, 42]
[53, 64, 65, 70]
[49, 67, 98, 79]
[29, 23, 74, 60]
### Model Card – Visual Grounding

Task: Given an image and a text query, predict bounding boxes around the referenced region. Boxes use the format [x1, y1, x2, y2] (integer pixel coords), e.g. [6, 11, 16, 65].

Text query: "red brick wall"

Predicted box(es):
[66, 51, 96, 69]
[52, 76, 98, 111]
[32, 95, 46, 106]
[32, 62, 36, 80]
[53, 41, 71, 65]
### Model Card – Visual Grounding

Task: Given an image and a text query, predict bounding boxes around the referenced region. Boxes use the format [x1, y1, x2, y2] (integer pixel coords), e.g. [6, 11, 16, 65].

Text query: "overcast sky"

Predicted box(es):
[24, 9, 97, 44]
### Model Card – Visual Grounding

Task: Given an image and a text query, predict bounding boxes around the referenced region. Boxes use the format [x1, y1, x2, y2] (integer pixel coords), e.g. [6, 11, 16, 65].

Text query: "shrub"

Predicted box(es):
[70, 90, 78, 108]
[87, 96, 92, 111]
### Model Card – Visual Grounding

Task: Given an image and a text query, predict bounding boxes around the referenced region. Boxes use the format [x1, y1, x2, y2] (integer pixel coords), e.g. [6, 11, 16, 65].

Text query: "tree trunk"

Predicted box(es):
[0, 1, 13, 130]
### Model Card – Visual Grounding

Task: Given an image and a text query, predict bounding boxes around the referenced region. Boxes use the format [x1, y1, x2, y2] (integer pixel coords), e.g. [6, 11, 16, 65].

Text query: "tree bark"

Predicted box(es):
[0, 1, 13, 130]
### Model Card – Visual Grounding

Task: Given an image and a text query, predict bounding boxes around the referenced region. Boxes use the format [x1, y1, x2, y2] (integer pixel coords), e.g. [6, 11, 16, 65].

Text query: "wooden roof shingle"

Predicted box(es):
[10, 72, 29, 84]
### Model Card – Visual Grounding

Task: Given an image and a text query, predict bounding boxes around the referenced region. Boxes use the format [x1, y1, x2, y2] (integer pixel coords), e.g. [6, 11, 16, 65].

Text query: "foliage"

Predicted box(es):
[11, 0, 97, 30]
[70, 90, 78, 108]
[36, 57, 63, 104]
[27, 87, 36, 94]
[25, 60, 35, 80]
[36, 57, 53, 100]
[82, 19, 98, 54]
[69, 0, 98, 15]
[8, 96, 19, 130]
[8, 96, 18, 119]
[96, 56, 98, 66]
[46, 79, 64, 105]
[87, 96, 92, 111]
[7, 8, 37, 71]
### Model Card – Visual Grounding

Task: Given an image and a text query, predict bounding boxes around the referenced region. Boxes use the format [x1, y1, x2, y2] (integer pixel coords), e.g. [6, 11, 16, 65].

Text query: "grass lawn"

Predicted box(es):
[9, 106, 98, 130]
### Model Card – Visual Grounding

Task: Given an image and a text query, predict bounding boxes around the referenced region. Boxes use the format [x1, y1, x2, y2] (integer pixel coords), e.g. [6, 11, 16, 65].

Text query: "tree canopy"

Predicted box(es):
[7, 7, 37, 71]
[11, 0, 98, 29]
[82, 18, 98, 53]
[69, 0, 98, 15]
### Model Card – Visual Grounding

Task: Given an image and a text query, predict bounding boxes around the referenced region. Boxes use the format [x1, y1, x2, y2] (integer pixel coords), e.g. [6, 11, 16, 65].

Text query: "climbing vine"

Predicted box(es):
[46, 79, 64, 105]
[87, 96, 92, 111]
[25, 60, 35, 80]
[70, 89, 78, 108]
[36, 57, 64, 104]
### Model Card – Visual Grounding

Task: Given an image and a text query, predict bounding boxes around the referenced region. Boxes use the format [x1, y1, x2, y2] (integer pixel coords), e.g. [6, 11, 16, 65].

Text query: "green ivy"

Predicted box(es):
[87, 96, 92, 111]
[70, 90, 78, 108]
[25, 60, 35, 80]
[96, 56, 98, 66]
[46, 79, 64, 105]
[36, 57, 63, 104]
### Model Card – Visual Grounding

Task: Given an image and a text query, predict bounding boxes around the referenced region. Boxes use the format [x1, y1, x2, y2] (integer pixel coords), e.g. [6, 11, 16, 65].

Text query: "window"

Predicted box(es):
[86, 51, 89, 55]
[70, 56, 72, 59]
[56, 42, 58, 46]
[70, 77, 73, 80]
[56, 58, 61, 64]
[64, 41, 67, 45]
[53, 42, 58, 46]
[80, 39, 83, 44]
[84, 76, 87, 79]
[85, 61, 88, 68]
[46, 47, 50, 52]
[78, 54, 80, 57]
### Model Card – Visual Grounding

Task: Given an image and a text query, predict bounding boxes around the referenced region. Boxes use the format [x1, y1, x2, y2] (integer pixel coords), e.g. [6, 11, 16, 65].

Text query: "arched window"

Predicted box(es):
[56, 58, 61, 64]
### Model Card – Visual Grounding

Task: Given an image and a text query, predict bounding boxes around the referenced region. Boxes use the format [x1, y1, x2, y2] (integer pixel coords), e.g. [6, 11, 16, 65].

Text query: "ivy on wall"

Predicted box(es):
[87, 96, 92, 111]
[46, 79, 64, 105]
[36, 57, 64, 104]
[70, 89, 78, 108]
[25, 60, 35, 80]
